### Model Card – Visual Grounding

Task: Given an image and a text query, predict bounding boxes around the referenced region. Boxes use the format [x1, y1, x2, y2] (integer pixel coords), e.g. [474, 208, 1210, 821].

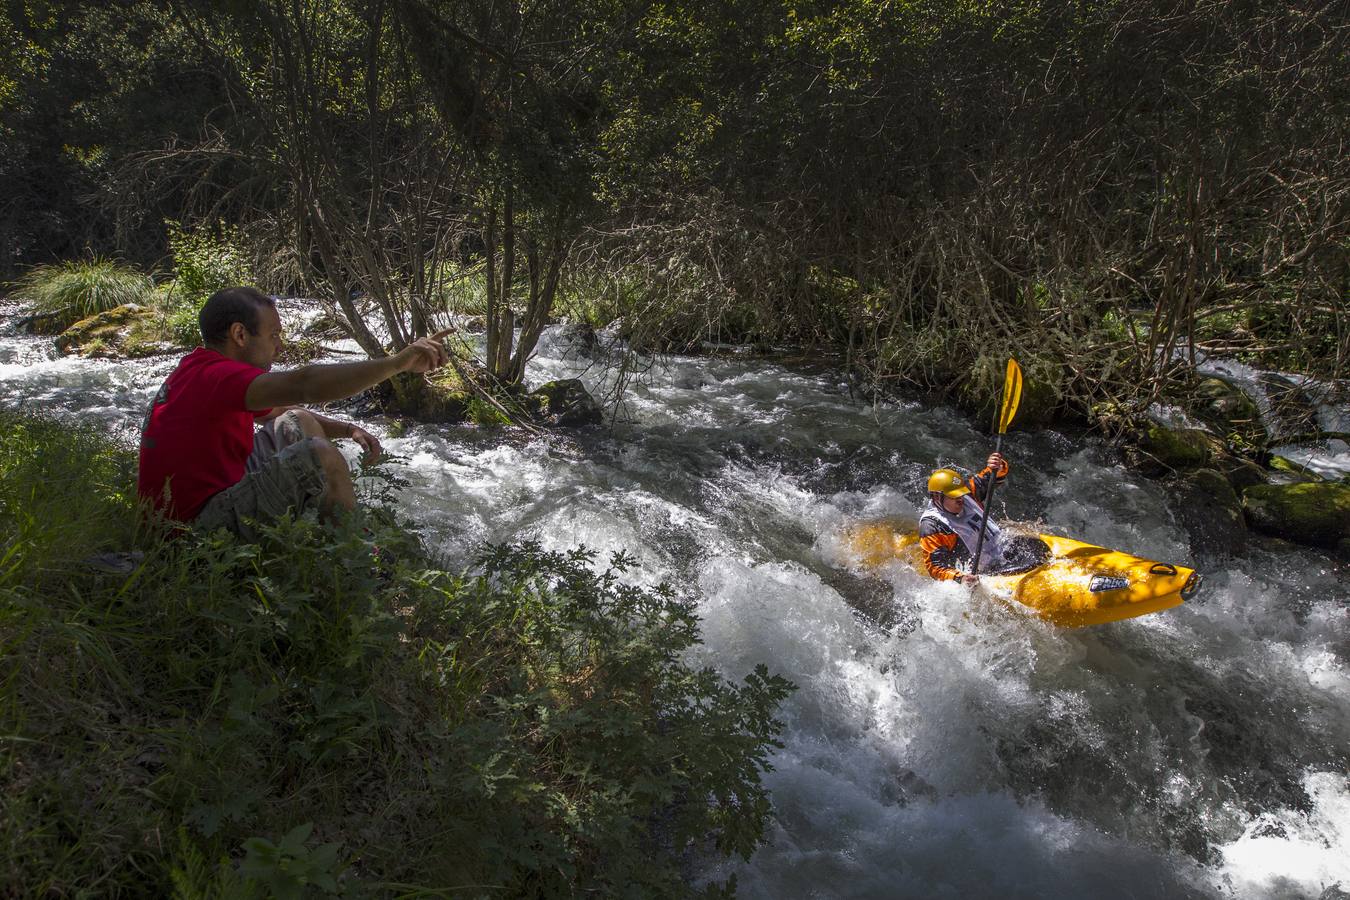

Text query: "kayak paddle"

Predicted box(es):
[970, 357, 1023, 578]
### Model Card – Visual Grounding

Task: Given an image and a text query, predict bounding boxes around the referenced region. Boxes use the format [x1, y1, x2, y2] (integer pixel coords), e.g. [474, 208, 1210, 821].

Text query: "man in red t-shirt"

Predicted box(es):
[138, 286, 451, 538]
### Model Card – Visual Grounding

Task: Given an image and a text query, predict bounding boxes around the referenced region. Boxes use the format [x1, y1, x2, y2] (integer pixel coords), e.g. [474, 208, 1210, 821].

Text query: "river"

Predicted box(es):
[2, 304, 1347, 899]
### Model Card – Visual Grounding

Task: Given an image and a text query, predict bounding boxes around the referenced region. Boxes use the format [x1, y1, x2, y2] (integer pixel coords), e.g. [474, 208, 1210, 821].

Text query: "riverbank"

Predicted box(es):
[0, 410, 790, 896]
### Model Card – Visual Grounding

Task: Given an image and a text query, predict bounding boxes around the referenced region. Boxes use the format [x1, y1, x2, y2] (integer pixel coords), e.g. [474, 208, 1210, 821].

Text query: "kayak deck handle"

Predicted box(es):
[1149, 563, 1178, 577]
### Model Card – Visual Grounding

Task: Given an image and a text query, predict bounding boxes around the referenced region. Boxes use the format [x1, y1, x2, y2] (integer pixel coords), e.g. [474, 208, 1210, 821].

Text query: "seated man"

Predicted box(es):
[918, 453, 1010, 585]
[138, 286, 451, 540]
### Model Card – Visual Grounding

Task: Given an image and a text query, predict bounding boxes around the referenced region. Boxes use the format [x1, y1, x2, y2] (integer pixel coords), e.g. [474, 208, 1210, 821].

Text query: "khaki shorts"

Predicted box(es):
[194, 410, 328, 541]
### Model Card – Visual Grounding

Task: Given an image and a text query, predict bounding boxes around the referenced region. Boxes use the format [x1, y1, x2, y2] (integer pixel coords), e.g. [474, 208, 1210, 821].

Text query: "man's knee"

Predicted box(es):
[309, 438, 350, 481]
[276, 408, 321, 445]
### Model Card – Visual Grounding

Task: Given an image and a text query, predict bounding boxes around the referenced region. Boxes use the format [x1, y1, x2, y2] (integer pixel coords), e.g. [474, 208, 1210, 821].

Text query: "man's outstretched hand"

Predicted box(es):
[398, 328, 456, 374]
[350, 425, 382, 465]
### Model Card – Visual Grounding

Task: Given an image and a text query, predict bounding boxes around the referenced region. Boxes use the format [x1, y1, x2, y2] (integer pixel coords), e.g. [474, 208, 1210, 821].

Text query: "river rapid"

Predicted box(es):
[3, 305, 1347, 899]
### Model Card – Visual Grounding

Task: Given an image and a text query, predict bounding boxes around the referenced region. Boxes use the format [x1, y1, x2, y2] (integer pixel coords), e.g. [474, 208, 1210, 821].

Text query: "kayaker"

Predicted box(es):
[919, 453, 1010, 585]
[138, 286, 452, 539]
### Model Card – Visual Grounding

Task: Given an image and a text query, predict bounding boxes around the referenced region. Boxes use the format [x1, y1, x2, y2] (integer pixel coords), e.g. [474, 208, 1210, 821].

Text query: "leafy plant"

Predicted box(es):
[0, 409, 792, 897]
[158, 221, 254, 345]
[240, 824, 342, 899]
[166, 221, 252, 306]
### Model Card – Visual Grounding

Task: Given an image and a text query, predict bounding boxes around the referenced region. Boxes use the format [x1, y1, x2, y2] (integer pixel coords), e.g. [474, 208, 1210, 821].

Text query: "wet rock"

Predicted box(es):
[1170, 468, 1246, 557]
[1131, 424, 1219, 474]
[1191, 376, 1266, 452]
[528, 378, 602, 427]
[549, 322, 599, 359]
[17, 309, 70, 335]
[53, 304, 170, 358]
[1214, 454, 1268, 493]
[1242, 482, 1350, 549]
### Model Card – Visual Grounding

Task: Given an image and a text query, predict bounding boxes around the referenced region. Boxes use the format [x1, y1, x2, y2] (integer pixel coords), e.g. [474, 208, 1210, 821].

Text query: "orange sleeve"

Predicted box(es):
[919, 529, 962, 580]
[968, 459, 1009, 501]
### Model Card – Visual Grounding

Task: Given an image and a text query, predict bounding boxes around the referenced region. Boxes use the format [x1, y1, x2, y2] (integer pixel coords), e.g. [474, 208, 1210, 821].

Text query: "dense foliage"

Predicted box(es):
[0, 410, 792, 895]
[2, 0, 1346, 416]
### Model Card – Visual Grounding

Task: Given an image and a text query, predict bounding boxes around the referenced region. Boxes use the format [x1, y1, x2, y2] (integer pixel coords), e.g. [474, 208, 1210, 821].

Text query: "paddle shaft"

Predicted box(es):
[968, 434, 1002, 578]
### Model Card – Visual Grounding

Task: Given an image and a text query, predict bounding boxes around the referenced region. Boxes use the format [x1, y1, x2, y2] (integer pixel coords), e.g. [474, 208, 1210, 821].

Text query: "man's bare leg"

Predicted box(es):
[312, 440, 357, 520]
[273, 409, 357, 521]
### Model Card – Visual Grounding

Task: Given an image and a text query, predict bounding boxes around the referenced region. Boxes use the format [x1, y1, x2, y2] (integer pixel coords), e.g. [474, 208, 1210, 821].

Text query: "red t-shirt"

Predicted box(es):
[137, 348, 271, 520]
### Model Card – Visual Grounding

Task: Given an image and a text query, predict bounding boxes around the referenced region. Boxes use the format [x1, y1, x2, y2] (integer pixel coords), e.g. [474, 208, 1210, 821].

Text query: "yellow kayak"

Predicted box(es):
[846, 519, 1201, 627]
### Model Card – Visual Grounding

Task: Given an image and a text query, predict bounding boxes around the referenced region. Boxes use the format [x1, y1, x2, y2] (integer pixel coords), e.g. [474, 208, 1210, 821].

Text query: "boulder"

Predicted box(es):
[965, 359, 1064, 428]
[1242, 482, 1350, 550]
[1131, 424, 1219, 473]
[528, 378, 602, 427]
[1170, 468, 1246, 557]
[382, 373, 472, 423]
[18, 309, 71, 335]
[1214, 454, 1268, 493]
[53, 304, 171, 358]
[1191, 376, 1266, 452]
[424, 388, 474, 424]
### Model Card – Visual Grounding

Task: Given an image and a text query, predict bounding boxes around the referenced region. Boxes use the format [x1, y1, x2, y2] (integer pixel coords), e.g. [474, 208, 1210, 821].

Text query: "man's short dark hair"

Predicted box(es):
[198, 287, 276, 346]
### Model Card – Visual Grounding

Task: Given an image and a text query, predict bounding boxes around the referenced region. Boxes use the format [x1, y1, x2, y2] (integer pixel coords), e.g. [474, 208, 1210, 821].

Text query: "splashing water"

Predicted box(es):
[3, 305, 1347, 899]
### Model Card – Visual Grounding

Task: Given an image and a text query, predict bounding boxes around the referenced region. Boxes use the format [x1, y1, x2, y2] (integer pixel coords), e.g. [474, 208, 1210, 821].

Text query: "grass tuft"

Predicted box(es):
[11, 258, 154, 326]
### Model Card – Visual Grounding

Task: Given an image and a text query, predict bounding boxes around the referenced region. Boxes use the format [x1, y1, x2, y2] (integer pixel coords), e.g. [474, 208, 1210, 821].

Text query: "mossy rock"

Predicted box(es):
[1133, 424, 1219, 472]
[1191, 376, 1266, 452]
[382, 372, 472, 423]
[1242, 482, 1350, 549]
[528, 378, 602, 427]
[1170, 467, 1246, 557]
[962, 358, 1064, 428]
[1268, 455, 1322, 483]
[426, 388, 474, 423]
[54, 304, 170, 358]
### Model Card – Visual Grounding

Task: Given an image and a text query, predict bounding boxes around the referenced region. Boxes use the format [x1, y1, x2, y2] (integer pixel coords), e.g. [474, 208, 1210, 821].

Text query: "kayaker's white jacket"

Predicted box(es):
[918, 463, 1008, 579]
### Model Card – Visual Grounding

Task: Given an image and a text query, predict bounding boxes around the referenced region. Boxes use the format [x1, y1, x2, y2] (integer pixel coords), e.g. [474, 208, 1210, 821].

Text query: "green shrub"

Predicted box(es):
[0, 410, 792, 897]
[167, 221, 252, 306]
[10, 258, 153, 327]
[167, 302, 204, 347]
[157, 221, 254, 345]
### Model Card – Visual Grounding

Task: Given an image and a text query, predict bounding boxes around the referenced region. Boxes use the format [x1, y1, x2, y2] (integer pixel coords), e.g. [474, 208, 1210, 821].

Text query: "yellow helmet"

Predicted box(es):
[927, 468, 970, 498]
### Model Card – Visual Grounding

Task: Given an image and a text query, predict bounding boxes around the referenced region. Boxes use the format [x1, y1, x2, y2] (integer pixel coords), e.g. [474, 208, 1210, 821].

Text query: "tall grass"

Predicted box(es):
[0, 409, 791, 897]
[10, 258, 153, 324]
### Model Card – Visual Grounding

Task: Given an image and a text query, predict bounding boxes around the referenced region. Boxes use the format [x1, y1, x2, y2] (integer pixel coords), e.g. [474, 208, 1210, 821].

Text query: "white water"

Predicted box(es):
[4, 306, 1348, 899]
[1191, 351, 1350, 480]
